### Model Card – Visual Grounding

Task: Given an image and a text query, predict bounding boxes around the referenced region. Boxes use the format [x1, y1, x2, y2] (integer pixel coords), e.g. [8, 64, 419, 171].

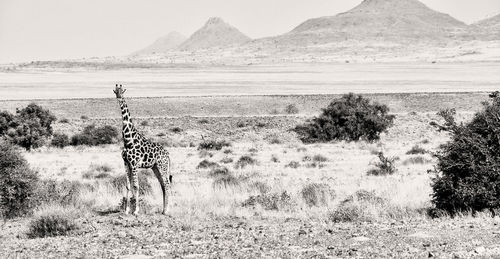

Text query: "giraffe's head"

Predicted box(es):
[113, 84, 126, 98]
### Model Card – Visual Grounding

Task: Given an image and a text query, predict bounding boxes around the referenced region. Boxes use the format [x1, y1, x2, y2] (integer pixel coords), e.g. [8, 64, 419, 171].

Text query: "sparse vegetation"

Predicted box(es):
[294, 93, 395, 143]
[366, 152, 397, 176]
[198, 139, 231, 151]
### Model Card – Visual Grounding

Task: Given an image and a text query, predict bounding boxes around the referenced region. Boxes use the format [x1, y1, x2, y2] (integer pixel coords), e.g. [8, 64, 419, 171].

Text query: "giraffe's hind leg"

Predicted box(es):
[130, 167, 140, 215]
[152, 158, 171, 215]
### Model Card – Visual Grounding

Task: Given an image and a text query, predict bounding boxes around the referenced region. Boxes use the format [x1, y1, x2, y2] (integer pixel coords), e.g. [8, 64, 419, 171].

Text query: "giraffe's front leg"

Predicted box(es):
[123, 160, 132, 215]
[131, 168, 140, 215]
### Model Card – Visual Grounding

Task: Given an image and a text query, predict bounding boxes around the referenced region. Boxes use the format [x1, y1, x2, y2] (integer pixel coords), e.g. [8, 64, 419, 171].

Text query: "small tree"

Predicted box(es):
[71, 124, 119, 146]
[431, 91, 500, 216]
[4, 103, 56, 150]
[294, 93, 395, 143]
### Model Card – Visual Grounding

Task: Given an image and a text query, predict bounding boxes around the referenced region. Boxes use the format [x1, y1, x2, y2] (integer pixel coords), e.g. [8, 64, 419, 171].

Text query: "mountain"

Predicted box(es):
[474, 14, 500, 31]
[178, 17, 251, 51]
[270, 0, 468, 46]
[134, 32, 186, 55]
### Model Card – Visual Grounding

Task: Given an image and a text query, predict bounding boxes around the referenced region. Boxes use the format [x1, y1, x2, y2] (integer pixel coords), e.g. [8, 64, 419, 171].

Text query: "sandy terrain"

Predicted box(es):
[1, 91, 500, 258]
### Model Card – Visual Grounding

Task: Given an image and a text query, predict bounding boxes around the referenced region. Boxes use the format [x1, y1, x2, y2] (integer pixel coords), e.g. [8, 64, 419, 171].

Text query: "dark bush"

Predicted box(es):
[27, 209, 78, 238]
[0, 141, 39, 218]
[0, 111, 14, 135]
[71, 124, 119, 146]
[198, 139, 231, 151]
[430, 92, 500, 216]
[51, 133, 70, 148]
[294, 93, 395, 143]
[366, 152, 397, 176]
[4, 103, 57, 150]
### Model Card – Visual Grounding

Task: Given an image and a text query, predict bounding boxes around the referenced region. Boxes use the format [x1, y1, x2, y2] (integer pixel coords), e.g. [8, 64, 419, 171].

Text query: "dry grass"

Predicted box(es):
[16, 111, 457, 223]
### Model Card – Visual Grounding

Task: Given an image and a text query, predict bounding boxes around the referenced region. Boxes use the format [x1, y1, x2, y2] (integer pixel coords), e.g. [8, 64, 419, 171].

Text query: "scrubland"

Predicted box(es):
[1, 93, 500, 258]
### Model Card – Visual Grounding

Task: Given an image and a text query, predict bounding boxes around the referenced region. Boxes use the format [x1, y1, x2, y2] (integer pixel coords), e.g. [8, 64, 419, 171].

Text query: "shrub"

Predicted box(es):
[198, 119, 209, 124]
[213, 174, 240, 189]
[220, 157, 233, 164]
[80, 115, 88, 120]
[171, 127, 182, 133]
[0, 141, 39, 218]
[294, 93, 395, 143]
[197, 159, 220, 169]
[71, 124, 119, 146]
[366, 152, 397, 176]
[271, 154, 280, 163]
[4, 103, 57, 150]
[313, 154, 329, 163]
[0, 111, 14, 135]
[59, 118, 70, 123]
[285, 104, 299, 114]
[242, 191, 293, 211]
[140, 120, 149, 126]
[235, 155, 258, 169]
[301, 183, 335, 207]
[236, 121, 247, 128]
[35, 180, 91, 208]
[248, 181, 271, 194]
[51, 133, 70, 148]
[198, 139, 231, 151]
[430, 92, 500, 215]
[208, 167, 231, 178]
[328, 190, 387, 222]
[285, 161, 300, 169]
[27, 206, 78, 238]
[406, 145, 427, 155]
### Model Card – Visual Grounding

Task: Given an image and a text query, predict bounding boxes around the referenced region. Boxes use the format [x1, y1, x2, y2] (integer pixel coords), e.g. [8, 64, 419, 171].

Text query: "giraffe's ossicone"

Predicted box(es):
[114, 84, 172, 215]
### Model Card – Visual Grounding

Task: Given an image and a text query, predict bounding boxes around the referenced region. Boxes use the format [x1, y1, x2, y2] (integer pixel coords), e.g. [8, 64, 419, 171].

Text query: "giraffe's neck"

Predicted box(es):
[117, 97, 137, 148]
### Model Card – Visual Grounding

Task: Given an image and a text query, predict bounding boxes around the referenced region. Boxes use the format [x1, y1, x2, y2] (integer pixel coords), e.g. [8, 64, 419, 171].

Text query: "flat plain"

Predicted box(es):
[1, 63, 500, 258]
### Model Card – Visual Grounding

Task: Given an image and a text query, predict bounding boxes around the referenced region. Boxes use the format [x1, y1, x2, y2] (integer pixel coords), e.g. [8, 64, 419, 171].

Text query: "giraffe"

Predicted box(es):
[113, 84, 172, 215]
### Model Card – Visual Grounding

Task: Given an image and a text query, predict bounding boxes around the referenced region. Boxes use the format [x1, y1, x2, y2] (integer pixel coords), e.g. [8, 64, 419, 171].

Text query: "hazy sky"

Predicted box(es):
[0, 0, 499, 63]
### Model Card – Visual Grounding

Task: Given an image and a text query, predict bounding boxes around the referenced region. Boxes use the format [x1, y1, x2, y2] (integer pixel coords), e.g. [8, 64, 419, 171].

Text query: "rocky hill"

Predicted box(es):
[270, 0, 468, 46]
[472, 14, 500, 40]
[178, 17, 251, 51]
[133, 32, 186, 55]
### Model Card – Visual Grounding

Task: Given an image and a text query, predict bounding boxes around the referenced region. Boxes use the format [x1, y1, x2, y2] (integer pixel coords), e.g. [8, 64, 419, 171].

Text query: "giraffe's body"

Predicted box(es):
[114, 84, 172, 215]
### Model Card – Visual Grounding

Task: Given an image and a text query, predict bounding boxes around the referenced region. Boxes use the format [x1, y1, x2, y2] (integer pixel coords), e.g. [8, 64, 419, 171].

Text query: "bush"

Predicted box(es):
[198, 139, 231, 151]
[366, 152, 397, 176]
[285, 161, 300, 169]
[285, 104, 299, 114]
[0, 141, 39, 218]
[3, 103, 57, 150]
[51, 133, 70, 148]
[171, 127, 182, 133]
[140, 120, 149, 126]
[430, 92, 500, 215]
[27, 207, 78, 238]
[301, 183, 335, 207]
[71, 124, 119, 146]
[328, 190, 387, 222]
[242, 191, 293, 211]
[406, 145, 427, 155]
[59, 118, 70, 123]
[197, 159, 220, 169]
[294, 93, 395, 143]
[235, 155, 258, 169]
[220, 157, 233, 164]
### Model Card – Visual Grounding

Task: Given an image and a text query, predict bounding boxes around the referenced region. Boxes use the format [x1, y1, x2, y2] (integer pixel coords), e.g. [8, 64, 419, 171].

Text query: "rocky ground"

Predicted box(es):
[2, 213, 500, 258]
